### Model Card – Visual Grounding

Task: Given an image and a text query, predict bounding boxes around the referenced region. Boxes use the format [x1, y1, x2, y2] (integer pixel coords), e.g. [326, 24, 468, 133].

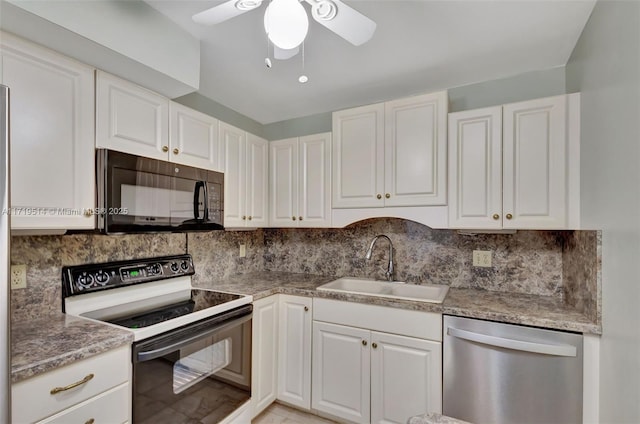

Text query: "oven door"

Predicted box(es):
[132, 305, 251, 423]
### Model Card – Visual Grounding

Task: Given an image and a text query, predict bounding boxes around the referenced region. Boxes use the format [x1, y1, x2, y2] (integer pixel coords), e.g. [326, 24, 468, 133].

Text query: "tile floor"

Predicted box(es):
[253, 403, 337, 424]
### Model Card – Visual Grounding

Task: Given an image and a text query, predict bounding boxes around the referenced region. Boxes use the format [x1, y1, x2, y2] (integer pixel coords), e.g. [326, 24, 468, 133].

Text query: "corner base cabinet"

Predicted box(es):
[312, 299, 442, 424]
[251, 295, 279, 418]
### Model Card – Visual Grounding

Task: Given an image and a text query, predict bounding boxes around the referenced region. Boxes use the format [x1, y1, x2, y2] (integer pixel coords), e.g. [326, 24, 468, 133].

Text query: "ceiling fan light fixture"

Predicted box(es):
[235, 0, 262, 11]
[312, 0, 337, 21]
[264, 0, 309, 50]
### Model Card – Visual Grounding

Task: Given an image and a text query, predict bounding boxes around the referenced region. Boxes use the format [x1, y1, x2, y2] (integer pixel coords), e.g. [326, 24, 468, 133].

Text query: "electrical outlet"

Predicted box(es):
[472, 250, 492, 267]
[239, 243, 246, 258]
[11, 264, 27, 289]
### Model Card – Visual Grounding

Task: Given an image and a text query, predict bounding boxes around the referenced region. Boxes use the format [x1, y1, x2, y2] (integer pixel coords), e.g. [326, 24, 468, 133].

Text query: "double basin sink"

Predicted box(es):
[317, 277, 449, 304]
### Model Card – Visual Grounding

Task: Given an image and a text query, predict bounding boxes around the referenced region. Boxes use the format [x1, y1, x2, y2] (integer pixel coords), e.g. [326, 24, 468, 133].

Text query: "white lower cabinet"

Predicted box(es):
[312, 321, 371, 423]
[251, 295, 279, 418]
[277, 295, 313, 409]
[312, 299, 442, 424]
[12, 345, 131, 424]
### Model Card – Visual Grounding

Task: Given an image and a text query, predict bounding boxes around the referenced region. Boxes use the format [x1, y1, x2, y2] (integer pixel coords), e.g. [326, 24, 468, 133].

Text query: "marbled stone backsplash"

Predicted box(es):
[10, 217, 600, 324]
[263, 219, 567, 297]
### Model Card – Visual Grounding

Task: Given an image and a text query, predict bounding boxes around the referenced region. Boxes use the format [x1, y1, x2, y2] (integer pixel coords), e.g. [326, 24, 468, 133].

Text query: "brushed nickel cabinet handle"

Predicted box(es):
[173, 148, 179, 155]
[50, 373, 94, 395]
[492, 214, 500, 220]
[304, 306, 309, 312]
[506, 213, 513, 220]
[372, 342, 378, 349]
[385, 193, 390, 199]
[242, 216, 247, 220]
[248, 216, 252, 221]
[362, 340, 368, 346]
[292, 216, 297, 221]
[376, 194, 382, 200]
[299, 216, 303, 221]
[162, 146, 169, 153]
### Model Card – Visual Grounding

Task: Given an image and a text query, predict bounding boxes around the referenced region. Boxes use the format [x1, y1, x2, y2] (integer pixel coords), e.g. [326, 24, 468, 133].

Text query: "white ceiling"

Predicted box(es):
[145, 0, 596, 124]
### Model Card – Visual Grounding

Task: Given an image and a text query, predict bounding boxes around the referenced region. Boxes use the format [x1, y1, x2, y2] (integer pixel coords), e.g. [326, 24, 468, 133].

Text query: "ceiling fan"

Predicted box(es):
[193, 0, 376, 56]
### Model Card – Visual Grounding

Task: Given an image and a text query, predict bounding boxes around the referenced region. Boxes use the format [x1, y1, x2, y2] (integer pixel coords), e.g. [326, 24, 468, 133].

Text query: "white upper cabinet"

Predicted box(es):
[246, 133, 269, 227]
[384, 93, 447, 207]
[97, 71, 221, 171]
[332, 91, 447, 209]
[1, 32, 95, 231]
[221, 122, 268, 228]
[169, 101, 220, 171]
[448, 94, 580, 229]
[96, 71, 169, 160]
[270, 133, 331, 227]
[333, 103, 385, 209]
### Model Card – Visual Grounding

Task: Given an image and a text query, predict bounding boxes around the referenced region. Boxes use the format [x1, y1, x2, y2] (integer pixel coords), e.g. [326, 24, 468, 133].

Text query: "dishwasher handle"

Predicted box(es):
[447, 326, 577, 357]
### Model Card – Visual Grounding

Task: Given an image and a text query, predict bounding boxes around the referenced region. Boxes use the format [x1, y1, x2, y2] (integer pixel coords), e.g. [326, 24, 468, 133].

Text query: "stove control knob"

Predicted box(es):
[180, 261, 189, 271]
[95, 271, 110, 285]
[148, 263, 163, 275]
[77, 273, 94, 288]
[170, 262, 180, 273]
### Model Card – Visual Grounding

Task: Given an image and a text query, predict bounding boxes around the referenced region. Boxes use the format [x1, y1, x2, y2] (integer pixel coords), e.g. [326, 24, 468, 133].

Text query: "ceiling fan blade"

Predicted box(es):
[305, 0, 376, 46]
[193, 0, 261, 26]
[273, 46, 300, 60]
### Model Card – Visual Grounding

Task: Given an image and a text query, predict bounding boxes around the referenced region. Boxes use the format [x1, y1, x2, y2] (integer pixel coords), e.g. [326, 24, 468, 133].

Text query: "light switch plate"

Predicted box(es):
[472, 250, 492, 267]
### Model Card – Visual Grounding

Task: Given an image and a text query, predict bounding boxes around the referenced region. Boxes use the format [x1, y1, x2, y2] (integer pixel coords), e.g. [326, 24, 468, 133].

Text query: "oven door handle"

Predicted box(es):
[135, 309, 251, 363]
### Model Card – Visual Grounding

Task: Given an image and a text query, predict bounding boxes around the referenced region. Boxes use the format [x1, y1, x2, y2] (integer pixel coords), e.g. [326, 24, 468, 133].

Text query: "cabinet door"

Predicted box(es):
[384, 91, 447, 207]
[370, 332, 442, 424]
[448, 107, 503, 229]
[299, 133, 332, 227]
[277, 295, 312, 410]
[220, 122, 246, 227]
[503, 95, 567, 229]
[312, 322, 370, 423]
[332, 103, 385, 208]
[169, 101, 220, 171]
[252, 296, 279, 418]
[96, 71, 168, 160]
[1, 33, 95, 230]
[246, 133, 269, 227]
[270, 138, 299, 227]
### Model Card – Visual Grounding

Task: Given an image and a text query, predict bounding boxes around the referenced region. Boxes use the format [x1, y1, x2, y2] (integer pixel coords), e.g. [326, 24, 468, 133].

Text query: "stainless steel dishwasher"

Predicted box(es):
[443, 315, 583, 424]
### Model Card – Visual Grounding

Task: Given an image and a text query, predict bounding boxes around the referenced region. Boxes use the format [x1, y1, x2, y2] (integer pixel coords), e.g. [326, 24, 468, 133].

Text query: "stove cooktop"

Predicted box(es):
[106, 290, 243, 329]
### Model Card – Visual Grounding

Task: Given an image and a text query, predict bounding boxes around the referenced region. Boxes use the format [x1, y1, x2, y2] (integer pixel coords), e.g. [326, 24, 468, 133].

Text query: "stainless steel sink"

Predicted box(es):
[317, 277, 449, 303]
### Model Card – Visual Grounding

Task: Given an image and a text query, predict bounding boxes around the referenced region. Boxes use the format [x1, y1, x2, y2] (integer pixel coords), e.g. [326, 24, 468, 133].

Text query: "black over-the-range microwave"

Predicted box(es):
[96, 149, 224, 234]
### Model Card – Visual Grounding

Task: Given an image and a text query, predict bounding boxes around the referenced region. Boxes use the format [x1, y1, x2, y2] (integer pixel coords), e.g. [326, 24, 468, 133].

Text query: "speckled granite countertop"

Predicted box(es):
[408, 413, 472, 424]
[13, 271, 598, 385]
[195, 272, 601, 334]
[11, 313, 133, 384]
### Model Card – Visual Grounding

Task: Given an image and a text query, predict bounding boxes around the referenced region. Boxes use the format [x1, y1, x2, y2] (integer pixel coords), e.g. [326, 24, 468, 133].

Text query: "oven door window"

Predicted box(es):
[173, 336, 231, 394]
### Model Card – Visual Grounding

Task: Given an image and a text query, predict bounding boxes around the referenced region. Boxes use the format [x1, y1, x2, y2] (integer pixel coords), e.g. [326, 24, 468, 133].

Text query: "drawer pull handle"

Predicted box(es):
[304, 306, 309, 312]
[85, 419, 95, 424]
[50, 373, 94, 395]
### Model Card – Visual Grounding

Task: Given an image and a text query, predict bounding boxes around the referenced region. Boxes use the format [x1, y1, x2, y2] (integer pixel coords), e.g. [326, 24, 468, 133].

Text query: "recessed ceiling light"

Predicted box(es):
[298, 75, 309, 83]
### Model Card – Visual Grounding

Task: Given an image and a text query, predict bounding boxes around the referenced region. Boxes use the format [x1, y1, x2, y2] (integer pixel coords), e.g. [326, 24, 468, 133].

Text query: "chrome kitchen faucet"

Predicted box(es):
[365, 234, 395, 281]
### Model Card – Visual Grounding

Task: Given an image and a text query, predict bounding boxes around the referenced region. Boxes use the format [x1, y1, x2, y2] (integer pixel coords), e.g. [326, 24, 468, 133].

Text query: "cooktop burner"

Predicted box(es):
[106, 290, 243, 329]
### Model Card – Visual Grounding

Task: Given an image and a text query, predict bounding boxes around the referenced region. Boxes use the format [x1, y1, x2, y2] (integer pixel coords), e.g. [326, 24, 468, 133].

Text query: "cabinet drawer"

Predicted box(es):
[38, 383, 130, 424]
[313, 298, 442, 341]
[12, 345, 130, 423]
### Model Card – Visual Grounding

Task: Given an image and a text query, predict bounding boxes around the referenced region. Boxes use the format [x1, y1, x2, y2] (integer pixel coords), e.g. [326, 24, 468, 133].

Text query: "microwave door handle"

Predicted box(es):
[202, 180, 209, 221]
[193, 181, 205, 220]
